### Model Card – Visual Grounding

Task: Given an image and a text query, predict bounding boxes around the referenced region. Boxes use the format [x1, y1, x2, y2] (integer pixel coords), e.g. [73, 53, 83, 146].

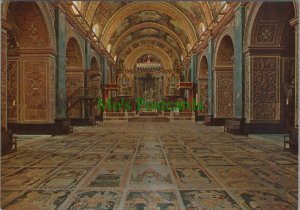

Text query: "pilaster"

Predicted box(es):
[233, 5, 245, 119]
[55, 7, 67, 119]
[207, 39, 214, 115]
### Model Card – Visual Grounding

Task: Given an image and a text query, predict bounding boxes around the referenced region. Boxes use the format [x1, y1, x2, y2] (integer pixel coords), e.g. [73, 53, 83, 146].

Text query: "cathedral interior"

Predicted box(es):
[0, 1, 299, 209]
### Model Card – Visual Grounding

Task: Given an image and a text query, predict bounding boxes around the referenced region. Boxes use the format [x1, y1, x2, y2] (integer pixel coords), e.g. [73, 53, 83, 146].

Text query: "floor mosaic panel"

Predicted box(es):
[1, 122, 298, 209]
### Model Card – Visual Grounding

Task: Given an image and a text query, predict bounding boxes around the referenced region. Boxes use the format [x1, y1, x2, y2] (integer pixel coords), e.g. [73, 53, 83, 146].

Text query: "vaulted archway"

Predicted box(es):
[214, 35, 234, 118]
[5, 1, 55, 128]
[198, 55, 208, 115]
[66, 37, 84, 119]
[244, 2, 297, 133]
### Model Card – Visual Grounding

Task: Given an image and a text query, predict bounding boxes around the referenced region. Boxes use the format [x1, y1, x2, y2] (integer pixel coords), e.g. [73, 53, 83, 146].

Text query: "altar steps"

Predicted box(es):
[128, 117, 170, 122]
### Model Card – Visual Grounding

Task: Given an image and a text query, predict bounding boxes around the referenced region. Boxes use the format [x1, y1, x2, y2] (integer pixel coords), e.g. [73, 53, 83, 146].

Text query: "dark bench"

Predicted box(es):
[62, 119, 73, 133]
[1, 128, 17, 155]
[283, 127, 298, 154]
[224, 118, 244, 135]
[204, 116, 212, 126]
[55, 119, 73, 135]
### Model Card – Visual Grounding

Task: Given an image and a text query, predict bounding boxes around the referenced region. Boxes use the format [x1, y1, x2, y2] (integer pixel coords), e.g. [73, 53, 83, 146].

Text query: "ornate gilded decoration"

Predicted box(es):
[23, 60, 47, 121]
[215, 72, 233, 117]
[252, 57, 278, 120]
[7, 61, 17, 120]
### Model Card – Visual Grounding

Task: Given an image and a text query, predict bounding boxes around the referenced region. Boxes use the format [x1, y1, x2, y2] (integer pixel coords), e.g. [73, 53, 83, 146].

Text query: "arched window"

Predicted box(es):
[107, 43, 112, 53]
[199, 23, 206, 35]
[92, 24, 99, 37]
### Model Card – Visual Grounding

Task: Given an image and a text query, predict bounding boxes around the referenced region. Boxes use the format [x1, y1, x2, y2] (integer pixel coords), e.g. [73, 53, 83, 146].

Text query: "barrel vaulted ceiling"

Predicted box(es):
[73, 1, 228, 71]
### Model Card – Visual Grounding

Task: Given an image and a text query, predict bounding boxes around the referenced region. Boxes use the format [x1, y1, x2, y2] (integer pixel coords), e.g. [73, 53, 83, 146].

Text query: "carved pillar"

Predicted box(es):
[55, 7, 67, 119]
[102, 57, 109, 111]
[233, 5, 245, 119]
[159, 75, 162, 101]
[244, 51, 251, 123]
[83, 40, 90, 120]
[1, 21, 9, 129]
[290, 17, 298, 126]
[191, 54, 198, 85]
[189, 55, 198, 110]
[207, 38, 214, 116]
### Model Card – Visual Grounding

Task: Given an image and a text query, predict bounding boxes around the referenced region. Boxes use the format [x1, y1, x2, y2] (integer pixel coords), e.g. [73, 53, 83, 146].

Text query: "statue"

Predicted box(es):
[144, 89, 149, 102]
[147, 88, 152, 101]
[143, 88, 155, 102]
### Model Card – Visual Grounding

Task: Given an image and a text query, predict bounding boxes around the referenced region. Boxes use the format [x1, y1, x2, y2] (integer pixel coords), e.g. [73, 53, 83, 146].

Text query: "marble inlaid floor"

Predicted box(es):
[1, 122, 298, 210]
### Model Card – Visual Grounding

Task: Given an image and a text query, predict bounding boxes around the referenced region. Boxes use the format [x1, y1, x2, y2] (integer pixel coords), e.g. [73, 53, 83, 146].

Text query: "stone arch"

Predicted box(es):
[244, 2, 297, 50]
[88, 57, 102, 117]
[88, 56, 102, 87]
[90, 57, 100, 72]
[214, 33, 235, 67]
[243, 2, 297, 132]
[214, 35, 234, 118]
[7, 2, 51, 49]
[5, 1, 56, 125]
[66, 37, 83, 69]
[111, 22, 187, 57]
[2, 1, 55, 50]
[199, 55, 208, 78]
[198, 54, 209, 115]
[97, 2, 197, 45]
[66, 37, 84, 119]
[66, 31, 85, 67]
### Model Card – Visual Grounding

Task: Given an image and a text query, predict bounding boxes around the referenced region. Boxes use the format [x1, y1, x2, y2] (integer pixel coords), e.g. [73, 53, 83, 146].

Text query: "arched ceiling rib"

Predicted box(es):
[118, 37, 181, 63]
[79, 1, 222, 69]
[111, 22, 187, 58]
[100, 2, 197, 46]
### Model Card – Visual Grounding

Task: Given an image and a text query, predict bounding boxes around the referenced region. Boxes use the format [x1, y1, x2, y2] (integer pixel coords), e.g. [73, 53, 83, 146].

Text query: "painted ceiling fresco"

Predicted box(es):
[76, 1, 226, 71]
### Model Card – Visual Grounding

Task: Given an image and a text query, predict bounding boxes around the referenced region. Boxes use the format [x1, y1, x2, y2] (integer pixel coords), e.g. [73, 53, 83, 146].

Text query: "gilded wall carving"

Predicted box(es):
[7, 60, 18, 120]
[252, 57, 278, 120]
[67, 73, 84, 118]
[256, 25, 276, 43]
[199, 81, 208, 114]
[215, 72, 233, 117]
[244, 54, 250, 121]
[50, 58, 56, 121]
[23, 60, 48, 121]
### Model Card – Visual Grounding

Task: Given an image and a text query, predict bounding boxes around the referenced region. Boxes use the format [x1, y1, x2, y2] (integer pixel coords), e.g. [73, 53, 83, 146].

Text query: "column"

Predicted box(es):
[84, 40, 90, 90]
[233, 5, 245, 119]
[191, 54, 198, 110]
[1, 21, 9, 129]
[55, 7, 67, 119]
[207, 38, 214, 116]
[290, 17, 298, 126]
[191, 55, 197, 84]
[83, 40, 90, 119]
[102, 57, 109, 111]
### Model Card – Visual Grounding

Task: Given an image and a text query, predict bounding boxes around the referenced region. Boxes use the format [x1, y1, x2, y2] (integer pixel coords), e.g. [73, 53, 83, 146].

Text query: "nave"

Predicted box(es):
[1, 122, 297, 209]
